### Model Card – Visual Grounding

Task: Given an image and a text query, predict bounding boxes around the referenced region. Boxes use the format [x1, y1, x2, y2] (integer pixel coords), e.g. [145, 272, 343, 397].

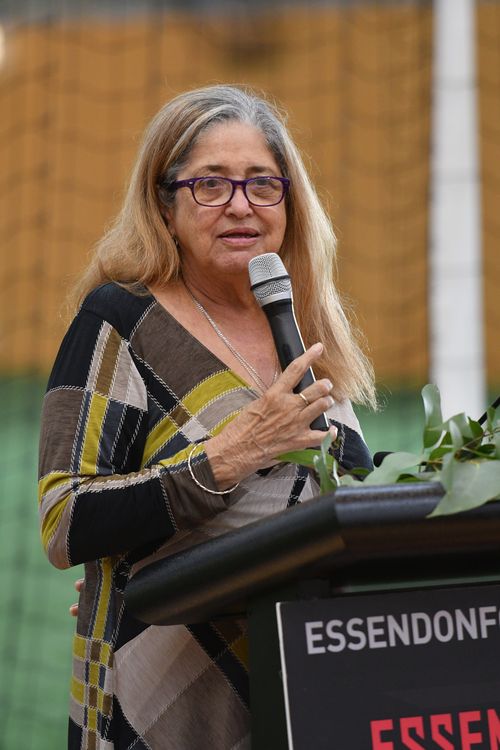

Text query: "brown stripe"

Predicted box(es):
[95, 327, 121, 397]
[39, 388, 85, 475]
[170, 402, 191, 428]
[131, 304, 223, 398]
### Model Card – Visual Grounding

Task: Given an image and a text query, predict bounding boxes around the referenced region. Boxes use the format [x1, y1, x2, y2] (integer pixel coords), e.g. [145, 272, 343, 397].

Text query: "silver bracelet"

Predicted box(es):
[187, 444, 240, 495]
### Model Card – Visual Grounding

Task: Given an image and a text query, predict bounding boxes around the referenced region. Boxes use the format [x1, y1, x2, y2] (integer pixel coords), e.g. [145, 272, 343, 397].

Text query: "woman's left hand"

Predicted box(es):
[69, 578, 84, 617]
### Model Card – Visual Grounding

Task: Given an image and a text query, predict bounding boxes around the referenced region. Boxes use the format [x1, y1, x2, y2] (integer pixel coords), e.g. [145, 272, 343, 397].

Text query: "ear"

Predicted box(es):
[158, 186, 174, 219]
[159, 204, 175, 234]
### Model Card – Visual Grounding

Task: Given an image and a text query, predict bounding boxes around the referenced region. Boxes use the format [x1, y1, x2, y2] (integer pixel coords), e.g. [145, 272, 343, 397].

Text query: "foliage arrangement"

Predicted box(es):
[280, 384, 500, 517]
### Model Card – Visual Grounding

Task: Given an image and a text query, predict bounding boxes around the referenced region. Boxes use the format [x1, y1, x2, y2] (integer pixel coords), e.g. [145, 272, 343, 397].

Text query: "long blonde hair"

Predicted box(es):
[71, 84, 376, 407]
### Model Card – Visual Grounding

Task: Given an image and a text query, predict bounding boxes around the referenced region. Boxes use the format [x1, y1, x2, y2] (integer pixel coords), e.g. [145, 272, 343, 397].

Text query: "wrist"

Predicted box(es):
[204, 434, 249, 490]
[187, 444, 239, 495]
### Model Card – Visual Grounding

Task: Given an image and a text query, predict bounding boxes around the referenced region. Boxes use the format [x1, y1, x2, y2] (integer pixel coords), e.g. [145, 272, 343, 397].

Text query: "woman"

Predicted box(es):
[38, 84, 375, 750]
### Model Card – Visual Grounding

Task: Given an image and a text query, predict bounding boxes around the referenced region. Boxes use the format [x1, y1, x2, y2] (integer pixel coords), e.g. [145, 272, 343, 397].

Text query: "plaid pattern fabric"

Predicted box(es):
[38, 283, 369, 749]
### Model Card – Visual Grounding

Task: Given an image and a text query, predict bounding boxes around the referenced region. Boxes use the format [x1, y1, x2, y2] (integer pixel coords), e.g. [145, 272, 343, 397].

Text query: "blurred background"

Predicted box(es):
[0, 0, 499, 746]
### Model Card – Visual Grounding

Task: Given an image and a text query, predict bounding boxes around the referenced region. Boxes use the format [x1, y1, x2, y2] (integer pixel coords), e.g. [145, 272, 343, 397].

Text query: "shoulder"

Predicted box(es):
[81, 283, 156, 341]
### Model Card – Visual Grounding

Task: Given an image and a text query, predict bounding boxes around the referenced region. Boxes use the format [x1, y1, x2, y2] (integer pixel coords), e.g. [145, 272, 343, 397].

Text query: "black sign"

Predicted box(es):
[277, 584, 500, 749]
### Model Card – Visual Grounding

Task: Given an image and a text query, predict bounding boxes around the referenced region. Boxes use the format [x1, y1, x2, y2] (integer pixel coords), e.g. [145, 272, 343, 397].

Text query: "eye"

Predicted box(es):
[199, 177, 225, 189]
[193, 177, 229, 205]
[248, 177, 281, 195]
[252, 177, 272, 187]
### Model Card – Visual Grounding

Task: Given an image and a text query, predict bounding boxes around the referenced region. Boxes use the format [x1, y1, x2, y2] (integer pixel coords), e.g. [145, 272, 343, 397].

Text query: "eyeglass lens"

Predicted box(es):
[194, 177, 284, 206]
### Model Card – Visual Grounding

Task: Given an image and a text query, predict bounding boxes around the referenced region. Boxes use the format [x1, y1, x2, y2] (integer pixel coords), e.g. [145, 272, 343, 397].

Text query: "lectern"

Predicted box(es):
[125, 483, 500, 749]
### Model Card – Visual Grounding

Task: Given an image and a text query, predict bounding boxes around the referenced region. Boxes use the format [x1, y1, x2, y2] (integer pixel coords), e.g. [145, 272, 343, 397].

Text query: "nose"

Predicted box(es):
[224, 185, 254, 217]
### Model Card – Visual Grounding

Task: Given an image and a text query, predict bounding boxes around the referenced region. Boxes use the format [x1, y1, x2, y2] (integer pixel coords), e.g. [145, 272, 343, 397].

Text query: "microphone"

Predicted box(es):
[248, 252, 329, 432]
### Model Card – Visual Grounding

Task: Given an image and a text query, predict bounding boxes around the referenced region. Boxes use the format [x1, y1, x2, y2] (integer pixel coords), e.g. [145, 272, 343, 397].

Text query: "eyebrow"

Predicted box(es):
[196, 164, 277, 175]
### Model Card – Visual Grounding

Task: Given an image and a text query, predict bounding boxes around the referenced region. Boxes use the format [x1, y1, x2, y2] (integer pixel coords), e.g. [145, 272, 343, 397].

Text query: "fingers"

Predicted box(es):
[308, 424, 338, 448]
[279, 343, 324, 390]
[70, 578, 84, 617]
[298, 377, 334, 407]
[296, 375, 337, 448]
[294, 372, 334, 427]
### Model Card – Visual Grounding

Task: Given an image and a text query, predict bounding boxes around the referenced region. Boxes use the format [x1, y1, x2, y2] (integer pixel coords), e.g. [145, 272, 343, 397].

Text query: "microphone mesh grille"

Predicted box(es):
[248, 252, 287, 285]
[252, 277, 292, 302]
[248, 253, 292, 303]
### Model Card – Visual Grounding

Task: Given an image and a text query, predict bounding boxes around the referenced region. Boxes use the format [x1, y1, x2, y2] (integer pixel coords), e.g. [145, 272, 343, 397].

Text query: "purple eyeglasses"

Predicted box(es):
[163, 175, 290, 207]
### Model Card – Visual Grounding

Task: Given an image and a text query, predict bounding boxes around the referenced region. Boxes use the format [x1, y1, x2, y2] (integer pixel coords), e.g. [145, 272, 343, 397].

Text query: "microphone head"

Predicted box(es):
[248, 252, 292, 307]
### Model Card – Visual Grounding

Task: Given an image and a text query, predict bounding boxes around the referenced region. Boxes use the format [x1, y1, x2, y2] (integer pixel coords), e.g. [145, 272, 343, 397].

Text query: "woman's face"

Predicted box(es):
[164, 120, 287, 281]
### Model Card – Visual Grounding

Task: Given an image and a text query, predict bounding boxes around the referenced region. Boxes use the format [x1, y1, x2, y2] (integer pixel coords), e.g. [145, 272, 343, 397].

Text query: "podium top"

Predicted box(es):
[124, 482, 500, 626]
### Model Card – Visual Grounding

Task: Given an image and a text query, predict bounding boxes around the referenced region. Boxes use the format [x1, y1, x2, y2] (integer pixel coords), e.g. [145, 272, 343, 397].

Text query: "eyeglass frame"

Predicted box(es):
[160, 175, 290, 207]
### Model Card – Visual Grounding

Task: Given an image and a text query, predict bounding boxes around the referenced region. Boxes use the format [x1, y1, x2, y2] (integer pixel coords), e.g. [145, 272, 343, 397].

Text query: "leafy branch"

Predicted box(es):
[279, 384, 500, 517]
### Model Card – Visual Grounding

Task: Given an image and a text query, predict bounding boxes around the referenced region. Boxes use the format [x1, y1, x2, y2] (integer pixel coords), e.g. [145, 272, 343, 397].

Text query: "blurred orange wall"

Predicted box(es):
[0, 4, 497, 386]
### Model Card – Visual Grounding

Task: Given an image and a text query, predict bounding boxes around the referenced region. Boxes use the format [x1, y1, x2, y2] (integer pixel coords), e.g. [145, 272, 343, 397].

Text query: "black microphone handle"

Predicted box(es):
[263, 299, 329, 432]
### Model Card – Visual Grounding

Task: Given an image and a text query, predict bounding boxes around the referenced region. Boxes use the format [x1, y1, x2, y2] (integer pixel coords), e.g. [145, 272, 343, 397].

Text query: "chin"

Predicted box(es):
[219, 248, 267, 274]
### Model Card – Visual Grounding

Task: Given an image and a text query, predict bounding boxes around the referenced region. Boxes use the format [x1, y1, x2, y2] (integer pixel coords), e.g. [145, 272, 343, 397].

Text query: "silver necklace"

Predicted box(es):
[187, 288, 280, 394]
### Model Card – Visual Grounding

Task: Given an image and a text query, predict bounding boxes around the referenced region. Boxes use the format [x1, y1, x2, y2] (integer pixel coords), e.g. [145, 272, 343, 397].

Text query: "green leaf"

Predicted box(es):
[338, 473, 359, 486]
[415, 470, 444, 483]
[442, 412, 474, 440]
[346, 466, 371, 479]
[313, 452, 337, 495]
[363, 451, 424, 486]
[486, 406, 500, 435]
[422, 384, 445, 449]
[448, 418, 466, 451]
[494, 430, 500, 461]
[429, 454, 500, 517]
[277, 382, 500, 519]
[467, 444, 496, 458]
[468, 418, 484, 439]
[277, 449, 324, 469]
[320, 431, 333, 467]
[394, 473, 425, 483]
[427, 444, 452, 462]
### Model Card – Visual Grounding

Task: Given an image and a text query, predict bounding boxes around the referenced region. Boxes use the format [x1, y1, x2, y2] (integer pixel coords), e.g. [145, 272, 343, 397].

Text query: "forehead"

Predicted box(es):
[183, 120, 280, 174]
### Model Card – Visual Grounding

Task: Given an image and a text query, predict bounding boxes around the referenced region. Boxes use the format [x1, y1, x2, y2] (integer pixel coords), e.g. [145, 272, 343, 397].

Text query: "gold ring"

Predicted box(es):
[298, 392, 310, 407]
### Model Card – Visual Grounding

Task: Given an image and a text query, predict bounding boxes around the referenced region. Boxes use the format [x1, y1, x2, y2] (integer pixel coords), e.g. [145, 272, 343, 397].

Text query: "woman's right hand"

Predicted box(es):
[205, 343, 337, 490]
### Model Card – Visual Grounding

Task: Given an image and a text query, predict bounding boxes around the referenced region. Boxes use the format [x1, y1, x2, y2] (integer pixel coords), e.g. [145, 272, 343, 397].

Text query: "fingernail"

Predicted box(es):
[325, 380, 333, 391]
[312, 343, 323, 353]
[327, 396, 334, 407]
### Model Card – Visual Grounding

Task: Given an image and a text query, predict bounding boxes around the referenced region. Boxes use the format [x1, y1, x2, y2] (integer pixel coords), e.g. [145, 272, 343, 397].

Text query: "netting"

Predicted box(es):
[478, 0, 500, 391]
[0, 1, 498, 746]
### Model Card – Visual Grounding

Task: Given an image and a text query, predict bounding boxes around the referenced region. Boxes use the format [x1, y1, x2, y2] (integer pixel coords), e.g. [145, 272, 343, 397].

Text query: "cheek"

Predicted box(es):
[274, 209, 287, 242]
[176, 208, 220, 251]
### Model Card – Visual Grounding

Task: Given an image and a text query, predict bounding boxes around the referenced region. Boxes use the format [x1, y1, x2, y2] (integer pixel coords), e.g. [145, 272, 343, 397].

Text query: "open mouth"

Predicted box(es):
[219, 230, 259, 239]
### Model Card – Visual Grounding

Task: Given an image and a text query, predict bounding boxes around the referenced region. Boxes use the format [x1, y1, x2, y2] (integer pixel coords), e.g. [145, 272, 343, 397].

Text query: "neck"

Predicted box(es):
[181, 266, 258, 313]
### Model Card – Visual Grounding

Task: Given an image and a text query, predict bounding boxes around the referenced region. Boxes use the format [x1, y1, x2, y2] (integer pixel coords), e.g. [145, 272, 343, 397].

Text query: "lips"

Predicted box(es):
[219, 228, 260, 239]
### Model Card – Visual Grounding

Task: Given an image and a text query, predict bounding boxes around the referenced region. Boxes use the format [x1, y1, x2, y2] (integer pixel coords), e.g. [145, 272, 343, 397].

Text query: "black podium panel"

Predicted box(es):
[277, 583, 500, 749]
[123, 485, 500, 749]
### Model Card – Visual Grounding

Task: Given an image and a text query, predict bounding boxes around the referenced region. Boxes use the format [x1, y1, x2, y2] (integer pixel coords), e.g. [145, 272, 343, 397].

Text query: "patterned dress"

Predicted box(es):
[38, 282, 372, 750]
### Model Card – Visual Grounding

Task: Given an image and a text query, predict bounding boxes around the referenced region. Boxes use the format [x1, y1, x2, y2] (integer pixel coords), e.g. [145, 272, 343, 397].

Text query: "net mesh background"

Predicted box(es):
[0, 1, 499, 746]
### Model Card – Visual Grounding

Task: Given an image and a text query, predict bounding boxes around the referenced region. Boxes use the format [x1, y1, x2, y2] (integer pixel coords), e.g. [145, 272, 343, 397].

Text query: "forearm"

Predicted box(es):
[39, 449, 230, 569]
